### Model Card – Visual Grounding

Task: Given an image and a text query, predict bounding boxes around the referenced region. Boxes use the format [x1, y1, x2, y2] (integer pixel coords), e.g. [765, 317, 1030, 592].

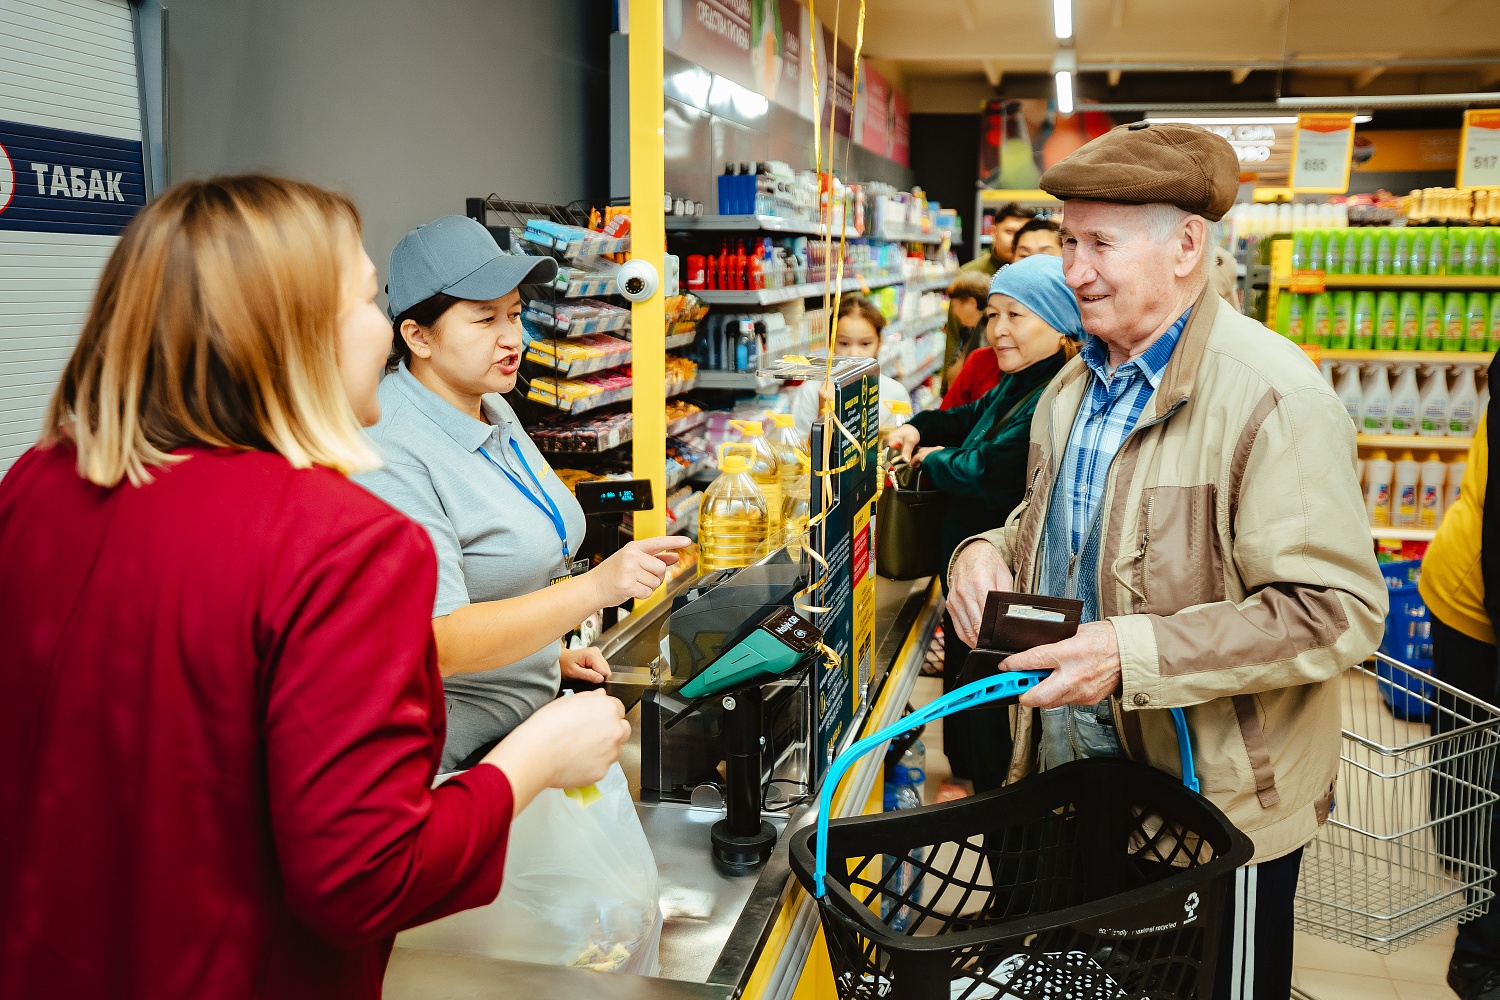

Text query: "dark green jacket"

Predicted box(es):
[907, 349, 1067, 583]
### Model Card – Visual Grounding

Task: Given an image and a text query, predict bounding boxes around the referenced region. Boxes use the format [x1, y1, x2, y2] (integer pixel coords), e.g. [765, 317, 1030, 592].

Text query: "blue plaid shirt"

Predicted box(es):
[1061, 311, 1191, 553]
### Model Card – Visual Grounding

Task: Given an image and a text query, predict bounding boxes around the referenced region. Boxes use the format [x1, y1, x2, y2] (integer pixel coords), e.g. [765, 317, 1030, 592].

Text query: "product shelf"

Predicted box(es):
[523, 334, 633, 377]
[884, 313, 948, 339]
[553, 269, 620, 298]
[1319, 349, 1492, 366]
[531, 408, 707, 455]
[668, 215, 825, 236]
[694, 273, 904, 306]
[526, 374, 697, 416]
[1372, 526, 1438, 542]
[696, 370, 777, 391]
[895, 354, 944, 392]
[524, 306, 631, 337]
[1273, 274, 1500, 291]
[1357, 434, 1475, 451]
[907, 272, 959, 293]
[520, 229, 629, 261]
[663, 329, 698, 352]
[667, 215, 948, 245]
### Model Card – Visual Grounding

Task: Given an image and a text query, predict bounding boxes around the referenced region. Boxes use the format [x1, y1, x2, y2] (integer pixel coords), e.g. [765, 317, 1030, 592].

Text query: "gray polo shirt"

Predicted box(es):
[356, 363, 586, 770]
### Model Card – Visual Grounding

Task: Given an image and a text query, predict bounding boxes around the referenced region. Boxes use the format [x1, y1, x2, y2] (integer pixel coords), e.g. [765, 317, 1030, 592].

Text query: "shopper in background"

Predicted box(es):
[946, 124, 1387, 1000]
[964, 201, 1034, 278]
[791, 294, 913, 439]
[1420, 401, 1500, 1000]
[1010, 216, 1063, 260]
[885, 254, 1082, 798]
[1211, 245, 1242, 310]
[945, 203, 1034, 389]
[942, 271, 995, 385]
[357, 216, 689, 772]
[0, 176, 631, 1000]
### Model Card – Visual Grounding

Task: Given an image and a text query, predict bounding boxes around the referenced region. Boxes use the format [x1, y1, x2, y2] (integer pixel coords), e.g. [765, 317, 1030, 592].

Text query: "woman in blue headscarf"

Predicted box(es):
[884, 253, 1083, 797]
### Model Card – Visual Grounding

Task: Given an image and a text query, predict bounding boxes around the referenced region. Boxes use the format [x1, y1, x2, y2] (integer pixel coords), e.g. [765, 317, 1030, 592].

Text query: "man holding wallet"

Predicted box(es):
[946, 122, 1387, 1000]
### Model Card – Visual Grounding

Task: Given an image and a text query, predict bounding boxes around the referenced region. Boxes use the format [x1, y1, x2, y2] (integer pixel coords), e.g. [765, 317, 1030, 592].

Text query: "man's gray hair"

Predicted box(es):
[1138, 204, 1221, 275]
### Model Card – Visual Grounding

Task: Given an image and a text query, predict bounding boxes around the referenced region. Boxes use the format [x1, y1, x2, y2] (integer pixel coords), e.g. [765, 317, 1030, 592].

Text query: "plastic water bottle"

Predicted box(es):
[881, 736, 926, 931]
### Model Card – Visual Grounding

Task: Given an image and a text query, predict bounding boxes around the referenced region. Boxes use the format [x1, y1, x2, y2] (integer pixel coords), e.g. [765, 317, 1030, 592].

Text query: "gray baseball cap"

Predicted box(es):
[386, 215, 559, 319]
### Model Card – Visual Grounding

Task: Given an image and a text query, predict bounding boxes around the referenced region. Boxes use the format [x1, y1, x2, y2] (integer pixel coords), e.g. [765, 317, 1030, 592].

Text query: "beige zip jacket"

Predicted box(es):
[957, 284, 1388, 863]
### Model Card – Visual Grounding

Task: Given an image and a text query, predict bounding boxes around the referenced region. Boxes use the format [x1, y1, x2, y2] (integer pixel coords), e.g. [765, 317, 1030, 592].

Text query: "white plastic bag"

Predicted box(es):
[397, 763, 662, 975]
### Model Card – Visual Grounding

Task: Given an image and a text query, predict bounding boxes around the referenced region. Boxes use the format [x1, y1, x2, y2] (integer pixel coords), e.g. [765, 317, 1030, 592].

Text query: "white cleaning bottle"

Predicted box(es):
[1365, 450, 1394, 527]
[1420, 452, 1447, 528]
[1335, 364, 1363, 427]
[1449, 365, 1479, 437]
[1389, 364, 1420, 434]
[1319, 359, 1336, 387]
[1418, 365, 1450, 438]
[1393, 451, 1421, 527]
[1446, 459, 1467, 514]
[1361, 363, 1392, 435]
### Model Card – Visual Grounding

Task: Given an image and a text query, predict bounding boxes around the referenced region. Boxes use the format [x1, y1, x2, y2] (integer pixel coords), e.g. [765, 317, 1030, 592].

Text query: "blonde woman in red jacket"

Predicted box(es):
[0, 176, 629, 1000]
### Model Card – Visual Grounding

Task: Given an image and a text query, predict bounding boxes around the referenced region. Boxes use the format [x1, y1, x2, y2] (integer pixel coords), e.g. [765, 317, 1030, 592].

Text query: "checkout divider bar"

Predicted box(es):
[747, 580, 943, 1000]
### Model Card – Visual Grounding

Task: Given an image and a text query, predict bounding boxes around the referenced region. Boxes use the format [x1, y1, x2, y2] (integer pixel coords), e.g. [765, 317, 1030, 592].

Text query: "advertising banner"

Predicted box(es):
[891, 90, 910, 167]
[664, 0, 911, 165]
[857, 63, 891, 155]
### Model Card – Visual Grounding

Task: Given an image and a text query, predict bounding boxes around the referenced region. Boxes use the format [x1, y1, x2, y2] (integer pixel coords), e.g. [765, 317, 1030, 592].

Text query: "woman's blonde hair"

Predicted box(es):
[42, 175, 378, 487]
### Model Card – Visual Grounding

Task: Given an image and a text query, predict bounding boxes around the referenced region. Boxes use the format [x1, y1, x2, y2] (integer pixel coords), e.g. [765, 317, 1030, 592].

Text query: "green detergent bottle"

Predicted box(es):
[1464, 293, 1491, 353]
[1306, 293, 1331, 347]
[1329, 292, 1354, 349]
[1418, 292, 1444, 352]
[1351, 291, 1376, 349]
[1374, 292, 1399, 350]
[1442, 292, 1468, 351]
[1399, 292, 1424, 351]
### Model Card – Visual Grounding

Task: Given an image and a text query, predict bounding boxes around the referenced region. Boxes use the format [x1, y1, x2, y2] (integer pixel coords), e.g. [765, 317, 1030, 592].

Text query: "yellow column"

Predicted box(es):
[628, 0, 667, 591]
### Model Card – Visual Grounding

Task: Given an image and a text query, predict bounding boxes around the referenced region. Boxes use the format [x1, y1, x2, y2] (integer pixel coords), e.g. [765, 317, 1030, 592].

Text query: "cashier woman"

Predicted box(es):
[357, 215, 690, 771]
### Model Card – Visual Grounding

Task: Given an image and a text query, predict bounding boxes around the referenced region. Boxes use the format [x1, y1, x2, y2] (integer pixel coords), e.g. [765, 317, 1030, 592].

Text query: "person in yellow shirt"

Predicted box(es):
[1418, 409, 1500, 1000]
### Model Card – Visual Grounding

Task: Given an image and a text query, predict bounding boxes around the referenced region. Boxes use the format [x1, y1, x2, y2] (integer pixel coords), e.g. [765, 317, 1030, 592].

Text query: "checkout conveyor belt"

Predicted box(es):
[384, 575, 943, 1000]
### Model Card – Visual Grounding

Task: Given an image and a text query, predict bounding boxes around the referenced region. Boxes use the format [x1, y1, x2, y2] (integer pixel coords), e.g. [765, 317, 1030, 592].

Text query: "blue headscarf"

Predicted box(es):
[987, 254, 1084, 340]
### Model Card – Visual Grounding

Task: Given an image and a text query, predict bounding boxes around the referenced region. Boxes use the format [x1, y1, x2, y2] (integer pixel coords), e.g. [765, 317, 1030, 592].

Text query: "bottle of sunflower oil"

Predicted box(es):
[764, 411, 809, 549]
[730, 419, 783, 543]
[697, 444, 770, 574]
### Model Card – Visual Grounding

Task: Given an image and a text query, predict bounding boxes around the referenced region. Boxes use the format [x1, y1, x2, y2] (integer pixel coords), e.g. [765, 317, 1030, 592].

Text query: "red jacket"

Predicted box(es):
[942, 347, 1001, 410]
[0, 444, 513, 1000]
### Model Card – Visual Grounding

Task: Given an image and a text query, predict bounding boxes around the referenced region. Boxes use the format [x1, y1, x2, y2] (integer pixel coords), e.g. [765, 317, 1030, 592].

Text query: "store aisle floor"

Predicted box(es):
[908, 674, 1463, 1000]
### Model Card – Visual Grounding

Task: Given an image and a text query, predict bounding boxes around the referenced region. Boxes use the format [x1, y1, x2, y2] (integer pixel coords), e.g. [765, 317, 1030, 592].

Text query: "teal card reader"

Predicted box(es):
[678, 606, 821, 700]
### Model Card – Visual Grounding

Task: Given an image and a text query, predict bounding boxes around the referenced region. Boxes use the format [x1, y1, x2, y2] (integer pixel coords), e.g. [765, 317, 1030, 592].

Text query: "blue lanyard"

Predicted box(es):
[477, 438, 570, 561]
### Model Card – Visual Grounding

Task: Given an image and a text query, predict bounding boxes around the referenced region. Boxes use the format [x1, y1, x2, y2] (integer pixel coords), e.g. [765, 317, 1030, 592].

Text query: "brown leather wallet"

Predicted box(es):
[959, 592, 1084, 685]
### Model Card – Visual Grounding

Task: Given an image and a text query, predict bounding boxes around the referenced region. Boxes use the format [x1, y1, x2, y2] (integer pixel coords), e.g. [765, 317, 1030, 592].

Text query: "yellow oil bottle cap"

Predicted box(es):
[718, 441, 754, 474]
[765, 410, 795, 428]
[885, 400, 913, 416]
[730, 419, 764, 437]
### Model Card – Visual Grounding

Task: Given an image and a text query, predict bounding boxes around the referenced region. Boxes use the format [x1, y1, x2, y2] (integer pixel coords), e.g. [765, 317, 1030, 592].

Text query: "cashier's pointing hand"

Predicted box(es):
[947, 539, 1121, 709]
[591, 535, 693, 605]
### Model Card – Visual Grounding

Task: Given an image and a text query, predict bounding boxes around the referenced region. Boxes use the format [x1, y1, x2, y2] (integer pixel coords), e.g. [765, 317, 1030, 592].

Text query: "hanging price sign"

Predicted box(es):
[1288, 114, 1356, 193]
[1457, 109, 1500, 189]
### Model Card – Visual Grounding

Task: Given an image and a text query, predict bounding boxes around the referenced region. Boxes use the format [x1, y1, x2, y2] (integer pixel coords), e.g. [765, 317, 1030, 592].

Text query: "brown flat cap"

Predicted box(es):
[1039, 121, 1239, 221]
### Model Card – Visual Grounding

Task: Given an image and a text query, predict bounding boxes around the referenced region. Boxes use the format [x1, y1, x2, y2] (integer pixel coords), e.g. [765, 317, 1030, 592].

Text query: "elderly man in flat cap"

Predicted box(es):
[947, 122, 1387, 1000]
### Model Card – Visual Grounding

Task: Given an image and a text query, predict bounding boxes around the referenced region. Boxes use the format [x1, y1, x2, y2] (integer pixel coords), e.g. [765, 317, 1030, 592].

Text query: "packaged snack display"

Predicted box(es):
[525, 334, 633, 376]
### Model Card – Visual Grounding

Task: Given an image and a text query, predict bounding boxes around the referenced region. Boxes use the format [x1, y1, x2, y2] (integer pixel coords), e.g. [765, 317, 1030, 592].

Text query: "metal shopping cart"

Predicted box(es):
[789, 671, 1255, 1000]
[1293, 652, 1500, 998]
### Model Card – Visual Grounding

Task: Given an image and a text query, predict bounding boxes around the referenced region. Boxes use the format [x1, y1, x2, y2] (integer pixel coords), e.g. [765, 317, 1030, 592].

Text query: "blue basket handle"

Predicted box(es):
[812, 670, 1198, 897]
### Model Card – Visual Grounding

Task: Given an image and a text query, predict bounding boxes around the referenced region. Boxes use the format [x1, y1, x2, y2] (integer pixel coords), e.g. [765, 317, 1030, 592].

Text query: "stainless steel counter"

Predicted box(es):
[386, 576, 938, 1000]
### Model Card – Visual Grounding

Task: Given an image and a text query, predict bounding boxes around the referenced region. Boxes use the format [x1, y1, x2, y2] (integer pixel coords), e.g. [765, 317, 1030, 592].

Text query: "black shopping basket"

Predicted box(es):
[789, 671, 1255, 1000]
